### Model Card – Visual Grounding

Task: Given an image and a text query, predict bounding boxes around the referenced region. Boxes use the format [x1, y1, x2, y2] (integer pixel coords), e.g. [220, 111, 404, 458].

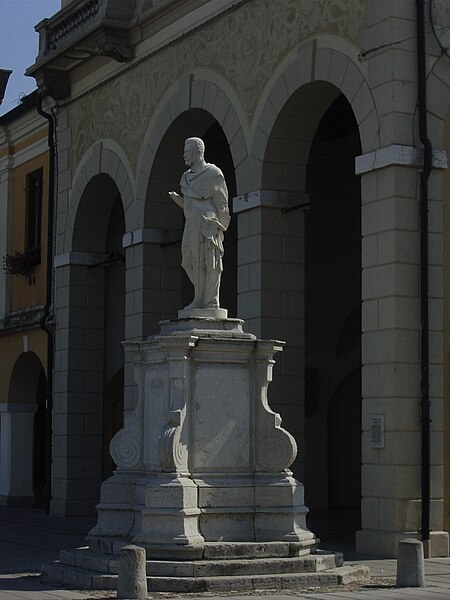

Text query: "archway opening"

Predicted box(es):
[261, 81, 362, 542]
[4, 351, 47, 507]
[304, 93, 362, 542]
[62, 174, 125, 512]
[144, 108, 237, 332]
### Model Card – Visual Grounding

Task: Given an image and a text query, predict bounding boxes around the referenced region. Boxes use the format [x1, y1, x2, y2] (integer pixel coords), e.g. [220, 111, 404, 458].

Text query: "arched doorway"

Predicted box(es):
[0, 352, 47, 507]
[305, 92, 362, 540]
[52, 173, 125, 515]
[144, 109, 237, 331]
[260, 82, 362, 540]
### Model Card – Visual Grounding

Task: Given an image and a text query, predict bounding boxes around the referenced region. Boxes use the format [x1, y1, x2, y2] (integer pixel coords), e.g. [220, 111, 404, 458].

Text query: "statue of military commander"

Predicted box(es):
[169, 137, 230, 313]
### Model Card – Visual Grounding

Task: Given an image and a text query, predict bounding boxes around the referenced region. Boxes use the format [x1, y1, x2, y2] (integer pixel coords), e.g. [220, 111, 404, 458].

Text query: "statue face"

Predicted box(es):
[183, 142, 197, 167]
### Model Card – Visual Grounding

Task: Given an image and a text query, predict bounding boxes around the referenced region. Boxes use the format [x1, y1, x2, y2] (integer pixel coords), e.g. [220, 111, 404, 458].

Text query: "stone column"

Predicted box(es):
[52, 254, 106, 516]
[233, 189, 307, 476]
[122, 228, 181, 413]
[0, 402, 37, 506]
[356, 146, 448, 557]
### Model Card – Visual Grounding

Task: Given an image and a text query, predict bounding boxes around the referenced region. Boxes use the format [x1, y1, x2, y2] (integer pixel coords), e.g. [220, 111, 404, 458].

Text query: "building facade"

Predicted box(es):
[0, 0, 447, 558]
[0, 92, 50, 508]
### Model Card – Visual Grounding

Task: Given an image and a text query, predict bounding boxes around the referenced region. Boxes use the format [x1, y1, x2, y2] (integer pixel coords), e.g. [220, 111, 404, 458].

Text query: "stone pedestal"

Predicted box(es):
[43, 317, 371, 591]
[89, 317, 316, 556]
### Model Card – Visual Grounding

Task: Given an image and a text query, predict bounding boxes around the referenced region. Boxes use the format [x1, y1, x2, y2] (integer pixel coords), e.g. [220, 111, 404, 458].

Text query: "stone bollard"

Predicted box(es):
[396, 538, 425, 587]
[117, 544, 147, 599]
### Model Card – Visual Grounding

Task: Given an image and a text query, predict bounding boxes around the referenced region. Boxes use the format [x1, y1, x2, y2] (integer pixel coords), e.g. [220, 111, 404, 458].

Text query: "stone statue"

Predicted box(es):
[169, 137, 230, 315]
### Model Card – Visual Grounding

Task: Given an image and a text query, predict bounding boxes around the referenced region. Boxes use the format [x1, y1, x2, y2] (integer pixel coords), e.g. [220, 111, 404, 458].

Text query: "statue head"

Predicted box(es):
[184, 137, 205, 167]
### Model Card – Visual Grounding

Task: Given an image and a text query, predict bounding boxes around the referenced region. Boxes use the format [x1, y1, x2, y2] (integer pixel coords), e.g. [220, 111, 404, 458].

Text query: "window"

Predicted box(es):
[25, 169, 43, 264]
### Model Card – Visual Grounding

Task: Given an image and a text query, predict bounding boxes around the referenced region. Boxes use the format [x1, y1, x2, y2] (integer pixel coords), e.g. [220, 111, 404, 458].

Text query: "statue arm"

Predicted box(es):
[212, 174, 230, 230]
[169, 191, 184, 208]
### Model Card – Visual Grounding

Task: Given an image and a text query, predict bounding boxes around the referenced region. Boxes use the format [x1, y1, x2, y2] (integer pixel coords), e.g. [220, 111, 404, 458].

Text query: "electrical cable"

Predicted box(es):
[429, 0, 450, 59]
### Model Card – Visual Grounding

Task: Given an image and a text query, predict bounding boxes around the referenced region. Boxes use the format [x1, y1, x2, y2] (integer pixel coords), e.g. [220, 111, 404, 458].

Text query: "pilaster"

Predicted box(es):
[234, 189, 307, 476]
[357, 145, 448, 557]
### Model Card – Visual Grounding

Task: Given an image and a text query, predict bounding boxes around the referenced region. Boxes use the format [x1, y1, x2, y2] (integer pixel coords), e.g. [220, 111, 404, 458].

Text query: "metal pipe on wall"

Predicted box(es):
[416, 0, 432, 557]
[36, 95, 56, 516]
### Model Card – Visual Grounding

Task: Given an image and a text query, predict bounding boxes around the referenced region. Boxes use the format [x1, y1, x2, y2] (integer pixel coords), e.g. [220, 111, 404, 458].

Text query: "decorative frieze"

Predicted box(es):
[69, 0, 366, 169]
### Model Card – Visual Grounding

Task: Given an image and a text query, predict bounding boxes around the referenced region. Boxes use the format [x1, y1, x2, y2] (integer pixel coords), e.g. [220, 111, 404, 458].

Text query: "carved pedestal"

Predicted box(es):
[89, 317, 316, 556]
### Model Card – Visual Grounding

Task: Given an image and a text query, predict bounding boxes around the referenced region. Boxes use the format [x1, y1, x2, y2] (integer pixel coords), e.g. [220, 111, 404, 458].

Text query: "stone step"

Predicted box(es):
[58, 546, 344, 578]
[146, 553, 341, 577]
[146, 565, 370, 593]
[42, 561, 369, 593]
[41, 562, 116, 590]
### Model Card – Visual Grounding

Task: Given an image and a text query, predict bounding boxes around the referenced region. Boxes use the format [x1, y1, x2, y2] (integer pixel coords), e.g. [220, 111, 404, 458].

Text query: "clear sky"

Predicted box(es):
[0, 0, 60, 116]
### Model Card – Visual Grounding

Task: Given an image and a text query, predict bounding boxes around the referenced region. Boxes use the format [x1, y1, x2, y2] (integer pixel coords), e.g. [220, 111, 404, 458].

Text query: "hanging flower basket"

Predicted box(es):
[2, 250, 40, 278]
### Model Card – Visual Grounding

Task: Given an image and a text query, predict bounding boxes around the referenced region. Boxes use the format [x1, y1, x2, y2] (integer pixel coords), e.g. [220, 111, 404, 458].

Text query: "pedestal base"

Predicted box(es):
[43, 316, 370, 590]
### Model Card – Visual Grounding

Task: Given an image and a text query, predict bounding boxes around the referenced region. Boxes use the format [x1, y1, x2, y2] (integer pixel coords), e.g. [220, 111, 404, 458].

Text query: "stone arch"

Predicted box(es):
[8, 351, 45, 404]
[64, 140, 135, 252]
[52, 166, 126, 515]
[235, 46, 364, 533]
[249, 40, 378, 186]
[423, 58, 450, 148]
[1, 352, 47, 506]
[135, 74, 247, 213]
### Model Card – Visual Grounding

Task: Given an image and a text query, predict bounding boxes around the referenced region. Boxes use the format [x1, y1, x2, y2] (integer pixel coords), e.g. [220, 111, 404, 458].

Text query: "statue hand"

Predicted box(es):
[169, 191, 183, 207]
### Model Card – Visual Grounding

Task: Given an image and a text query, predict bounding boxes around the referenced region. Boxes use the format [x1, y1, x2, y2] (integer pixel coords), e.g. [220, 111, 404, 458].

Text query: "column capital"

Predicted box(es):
[122, 228, 180, 248]
[355, 144, 447, 174]
[233, 189, 310, 214]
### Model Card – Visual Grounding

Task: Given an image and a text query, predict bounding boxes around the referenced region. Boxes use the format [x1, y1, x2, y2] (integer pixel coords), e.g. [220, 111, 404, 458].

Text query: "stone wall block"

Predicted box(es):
[361, 496, 380, 529]
[362, 299, 378, 331]
[431, 465, 444, 498]
[378, 297, 419, 330]
[379, 364, 420, 398]
[231, 126, 247, 168]
[352, 80, 374, 125]
[362, 464, 420, 499]
[362, 329, 419, 364]
[248, 262, 261, 290]
[360, 108, 380, 153]
[341, 61, 364, 103]
[429, 265, 443, 298]
[190, 79, 205, 109]
[238, 235, 261, 266]
[377, 230, 419, 265]
[428, 73, 450, 120]
[314, 47, 333, 82]
[328, 50, 349, 90]
[361, 171, 378, 204]
[202, 82, 218, 115]
[213, 89, 230, 126]
[362, 397, 420, 433]
[223, 105, 241, 142]
[268, 70, 289, 114]
[362, 234, 378, 268]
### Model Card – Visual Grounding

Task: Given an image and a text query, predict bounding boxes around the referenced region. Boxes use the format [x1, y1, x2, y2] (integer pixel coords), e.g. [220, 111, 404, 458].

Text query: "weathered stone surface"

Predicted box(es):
[396, 538, 425, 587]
[117, 545, 147, 599]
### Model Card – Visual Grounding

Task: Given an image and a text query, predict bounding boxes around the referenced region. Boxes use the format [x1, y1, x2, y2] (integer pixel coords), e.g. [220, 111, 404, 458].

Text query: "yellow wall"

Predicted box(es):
[10, 151, 49, 312]
[444, 107, 450, 532]
[0, 328, 47, 403]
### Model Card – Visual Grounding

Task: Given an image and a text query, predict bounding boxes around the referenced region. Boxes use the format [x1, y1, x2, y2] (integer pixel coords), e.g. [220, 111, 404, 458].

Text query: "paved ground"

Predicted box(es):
[1, 507, 450, 599]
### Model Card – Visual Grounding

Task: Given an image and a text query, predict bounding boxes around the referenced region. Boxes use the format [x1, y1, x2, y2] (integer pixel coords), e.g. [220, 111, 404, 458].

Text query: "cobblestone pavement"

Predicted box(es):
[1, 508, 450, 599]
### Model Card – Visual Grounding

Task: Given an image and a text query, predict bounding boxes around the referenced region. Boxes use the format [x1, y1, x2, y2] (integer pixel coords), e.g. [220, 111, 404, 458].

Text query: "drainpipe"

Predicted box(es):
[416, 0, 432, 557]
[36, 94, 55, 515]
